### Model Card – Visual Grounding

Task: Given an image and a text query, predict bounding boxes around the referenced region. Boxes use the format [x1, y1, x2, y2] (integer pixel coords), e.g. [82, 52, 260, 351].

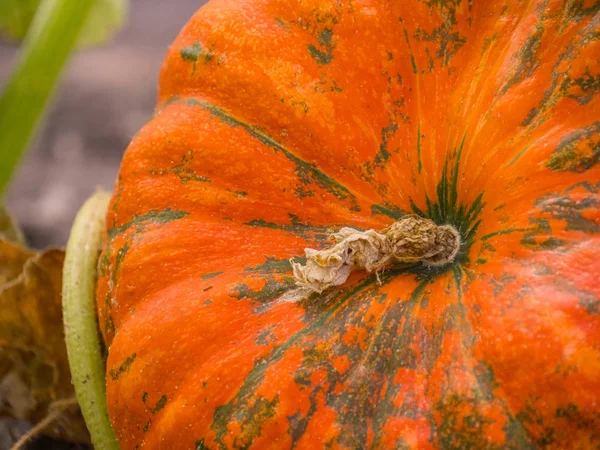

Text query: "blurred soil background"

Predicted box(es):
[1, 1, 206, 448]
[2, 0, 206, 249]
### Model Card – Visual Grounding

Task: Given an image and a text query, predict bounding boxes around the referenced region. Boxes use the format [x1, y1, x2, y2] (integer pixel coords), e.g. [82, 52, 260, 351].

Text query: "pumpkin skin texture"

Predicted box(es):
[96, 0, 600, 449]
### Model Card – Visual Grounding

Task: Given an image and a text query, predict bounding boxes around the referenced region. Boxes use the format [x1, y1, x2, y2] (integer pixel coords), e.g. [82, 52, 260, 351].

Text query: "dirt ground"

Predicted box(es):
[2, 0, 205, 250]
[1, 1, 206, 447]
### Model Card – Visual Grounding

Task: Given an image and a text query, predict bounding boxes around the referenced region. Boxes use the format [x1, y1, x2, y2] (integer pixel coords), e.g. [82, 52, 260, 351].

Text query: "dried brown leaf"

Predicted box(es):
[0, 239, 89, 443]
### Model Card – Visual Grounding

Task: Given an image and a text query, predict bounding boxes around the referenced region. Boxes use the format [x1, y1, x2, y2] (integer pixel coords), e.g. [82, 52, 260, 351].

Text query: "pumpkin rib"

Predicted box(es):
[456, 7, 600, 198]
[425, 280, 535, 450]
[468, 116, 600, 210]
[116, 99, 400, 230]
[166, 96, 382, 210]
[158, 6, 406, 210]
[105, 270, 317, 448]
[97, 218, 329, 346]
[465, 245, 600, 447]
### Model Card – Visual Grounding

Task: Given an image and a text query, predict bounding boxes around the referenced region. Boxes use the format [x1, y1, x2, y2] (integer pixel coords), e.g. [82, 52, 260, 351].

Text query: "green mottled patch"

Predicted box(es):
[522, 13, 599, 128]
[102, 242, 130, 331]
[294, 186, 315, 198]
[108, 208, 189, 239]
[288, 389, 321, 445]
[245, 256, 294, 274]
[371, 203, 405, 219]
[546, 122, 600, 172]
[414, 12, 467, 68]
[520, 218, 554, 248]
[201, 271, 223, 279]
[373, 122, 399, 167]
[151, 395, 167, 414]
[555, 402, 600, 434]
[319, 28, 333, 45]
[516, 399, 542, 427]
[553, 275, 600, 317]
[308, 45, 333, 65]
[520, 186, 599, 252]
[564, 0, 600, 22]
[255, 327, 277, 346]
[142, 419, 152, 432]
[501, 24, 544, 95]
[522, 232, 565, 251]
[233, 278, 296, 303]
[308, 28, 334, 65]
[516, 398, 562, 447]
[424, 47, 435, 73]
[435, 394, 498, 449]
[109, 353, 136, 381]
[538, 194, 599, 234]
[580, 294, 600, 315]
[275, 18, 290, 30]
[244, 215, 332, 241]
[233, 396, 280, 449]
[142, 392, 168, 414]
[139, 394, 167, 433]
[559, 68, 600, 105]
[211, 277, 381, 448]
[489, 272, 517, 296]
[502, 417, 536, 450]
[291, 99, 310, 114]
[151, 150, 210, 183]
[180, 41, 214, 64]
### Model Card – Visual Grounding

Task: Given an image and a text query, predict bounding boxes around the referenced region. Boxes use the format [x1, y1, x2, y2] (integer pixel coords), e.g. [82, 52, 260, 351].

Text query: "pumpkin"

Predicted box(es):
[96, 0, 600, 448]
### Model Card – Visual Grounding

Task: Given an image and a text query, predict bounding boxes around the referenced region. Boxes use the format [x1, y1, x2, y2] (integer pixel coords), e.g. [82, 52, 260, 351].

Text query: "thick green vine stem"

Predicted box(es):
[0, 0, 97, 195]
[62, 191, 120, 450]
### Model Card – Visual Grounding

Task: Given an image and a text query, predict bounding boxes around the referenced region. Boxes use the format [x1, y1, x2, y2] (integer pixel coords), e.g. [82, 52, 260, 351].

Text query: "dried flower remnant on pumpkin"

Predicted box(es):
[291, 215, 460, 293]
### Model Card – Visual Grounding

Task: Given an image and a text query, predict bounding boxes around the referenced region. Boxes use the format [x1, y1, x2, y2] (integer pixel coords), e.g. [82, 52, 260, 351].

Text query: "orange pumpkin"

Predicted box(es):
[96, 0, 600, 448]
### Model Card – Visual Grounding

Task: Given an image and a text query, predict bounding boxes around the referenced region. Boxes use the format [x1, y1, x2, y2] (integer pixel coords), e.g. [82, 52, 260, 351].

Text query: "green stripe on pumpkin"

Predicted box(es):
[178, 97, 360, 211]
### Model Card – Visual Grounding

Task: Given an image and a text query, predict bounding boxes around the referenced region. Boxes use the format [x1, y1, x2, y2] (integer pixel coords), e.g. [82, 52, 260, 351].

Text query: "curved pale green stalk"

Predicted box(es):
[0, 0, 97, 195]
[62, 191, 120, 450]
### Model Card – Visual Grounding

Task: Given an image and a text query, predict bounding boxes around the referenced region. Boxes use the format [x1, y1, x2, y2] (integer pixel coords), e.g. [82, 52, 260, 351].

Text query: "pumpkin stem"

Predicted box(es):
[291, 215, 460, 293]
